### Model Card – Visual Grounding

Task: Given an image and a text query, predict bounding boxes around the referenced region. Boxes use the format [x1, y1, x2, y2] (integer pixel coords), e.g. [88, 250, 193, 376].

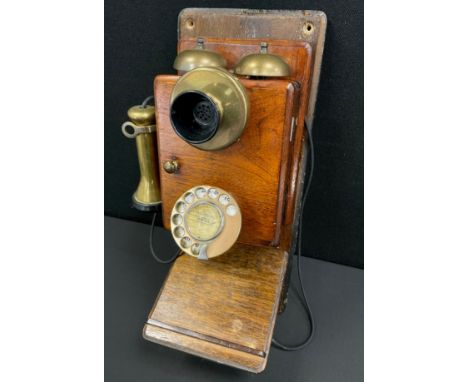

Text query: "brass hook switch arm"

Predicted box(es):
[121, 121, 156, 139]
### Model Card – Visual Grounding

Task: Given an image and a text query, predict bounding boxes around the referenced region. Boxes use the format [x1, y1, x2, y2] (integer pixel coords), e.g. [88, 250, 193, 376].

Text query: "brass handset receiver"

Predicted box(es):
[121, 104, 161, 211]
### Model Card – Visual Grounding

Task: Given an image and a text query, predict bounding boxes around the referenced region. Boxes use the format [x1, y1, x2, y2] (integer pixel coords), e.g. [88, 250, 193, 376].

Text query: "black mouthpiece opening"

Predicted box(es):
[170, 91, 220, 144]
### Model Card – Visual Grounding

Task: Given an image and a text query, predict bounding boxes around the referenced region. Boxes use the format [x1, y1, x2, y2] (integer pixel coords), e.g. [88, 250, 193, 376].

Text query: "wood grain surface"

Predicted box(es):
[144, 243, 288, 372]
[155, 76, 297, 246]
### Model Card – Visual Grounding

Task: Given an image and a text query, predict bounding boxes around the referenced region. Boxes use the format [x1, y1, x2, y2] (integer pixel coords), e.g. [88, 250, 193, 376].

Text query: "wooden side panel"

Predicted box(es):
[155, 76, 297, 246]
[146, 243, 288, 362]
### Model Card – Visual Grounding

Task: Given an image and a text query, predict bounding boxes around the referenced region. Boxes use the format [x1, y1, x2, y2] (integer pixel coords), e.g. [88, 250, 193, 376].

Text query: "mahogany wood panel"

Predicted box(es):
[178, 37, 313, 232]
[145, 243, 288, 372]
[154, 75, 297, 246]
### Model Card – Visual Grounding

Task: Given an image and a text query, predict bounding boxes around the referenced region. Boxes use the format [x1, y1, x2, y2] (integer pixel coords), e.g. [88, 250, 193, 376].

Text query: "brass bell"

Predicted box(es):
[173, 38, 227, 72]
[234, 42, 291, 78]
[122, 105, 162, 212]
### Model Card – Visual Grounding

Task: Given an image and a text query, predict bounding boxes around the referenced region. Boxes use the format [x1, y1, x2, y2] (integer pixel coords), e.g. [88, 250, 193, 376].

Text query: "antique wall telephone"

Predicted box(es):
[121, 9, 326, 372]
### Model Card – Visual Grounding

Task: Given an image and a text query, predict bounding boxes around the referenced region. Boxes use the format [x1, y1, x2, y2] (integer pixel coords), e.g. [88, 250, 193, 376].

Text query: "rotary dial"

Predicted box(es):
[170, 185, 242, 260]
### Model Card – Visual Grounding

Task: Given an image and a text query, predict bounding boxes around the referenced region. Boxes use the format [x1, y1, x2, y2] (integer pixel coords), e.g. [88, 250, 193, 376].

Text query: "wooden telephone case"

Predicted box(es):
[142, 9, 327, 373]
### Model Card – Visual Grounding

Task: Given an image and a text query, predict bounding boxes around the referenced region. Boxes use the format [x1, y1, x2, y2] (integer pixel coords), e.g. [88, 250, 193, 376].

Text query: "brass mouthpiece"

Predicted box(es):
[122, 105, 162, 212]
[170, 67, 249, 151]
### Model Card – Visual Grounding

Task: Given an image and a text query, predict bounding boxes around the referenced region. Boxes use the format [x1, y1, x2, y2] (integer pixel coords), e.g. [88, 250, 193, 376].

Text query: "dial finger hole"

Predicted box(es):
[208, 188, 219, 199]
[226, 205, 237, 216]
[191, 243, 200, 255]
[195, 187, 207, 198]
[174, 226, 185, 238]
[172, 214, 183, 225]
[184, 192, 195, 204]
[180, 237, 191, 248]
[176, 201, 186, 213]
[219, 194, 230, 205]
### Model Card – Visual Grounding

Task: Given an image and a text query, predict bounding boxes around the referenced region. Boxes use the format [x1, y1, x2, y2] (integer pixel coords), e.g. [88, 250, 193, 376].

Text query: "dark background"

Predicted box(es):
[105, 0, 364, 268]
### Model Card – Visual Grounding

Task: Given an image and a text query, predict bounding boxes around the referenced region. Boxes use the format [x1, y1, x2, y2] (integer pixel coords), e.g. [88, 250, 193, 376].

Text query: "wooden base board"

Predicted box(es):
[143, 243, 289, 373]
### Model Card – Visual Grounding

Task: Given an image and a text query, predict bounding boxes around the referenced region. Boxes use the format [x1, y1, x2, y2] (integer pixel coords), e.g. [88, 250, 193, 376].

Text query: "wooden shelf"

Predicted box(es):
[143, 243, 288, 373]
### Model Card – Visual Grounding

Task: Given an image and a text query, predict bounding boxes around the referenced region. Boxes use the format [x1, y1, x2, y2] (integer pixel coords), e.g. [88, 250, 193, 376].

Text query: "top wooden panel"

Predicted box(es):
[178, 9, 325, 44]
[178, 8, 327, 125]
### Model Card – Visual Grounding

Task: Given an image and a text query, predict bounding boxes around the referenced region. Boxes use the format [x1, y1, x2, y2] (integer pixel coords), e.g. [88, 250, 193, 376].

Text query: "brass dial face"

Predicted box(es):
[185, 202, 223, 241]
[170, 185, 242, 260]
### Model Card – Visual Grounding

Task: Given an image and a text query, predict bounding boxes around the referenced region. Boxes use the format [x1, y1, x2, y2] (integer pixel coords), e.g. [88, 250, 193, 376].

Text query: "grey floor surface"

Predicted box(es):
[105, 216, 363, 382]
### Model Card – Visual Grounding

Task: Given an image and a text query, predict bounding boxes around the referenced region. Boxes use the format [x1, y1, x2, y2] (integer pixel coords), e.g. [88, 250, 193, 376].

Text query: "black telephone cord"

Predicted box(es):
[272, 122, 316, 351]
[139, 95, 180, 264]
[149, 212, 180, 264]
